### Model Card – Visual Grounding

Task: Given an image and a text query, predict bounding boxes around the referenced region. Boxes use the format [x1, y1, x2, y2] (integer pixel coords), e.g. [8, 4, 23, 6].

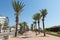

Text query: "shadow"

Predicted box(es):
[21, 36, 31, 39]
[39, 36, 49, 37]
[11, 36, 20, 38]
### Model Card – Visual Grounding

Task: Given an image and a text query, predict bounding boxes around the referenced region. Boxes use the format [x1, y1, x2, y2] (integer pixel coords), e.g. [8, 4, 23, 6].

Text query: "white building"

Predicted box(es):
[0, 17, 9, 32]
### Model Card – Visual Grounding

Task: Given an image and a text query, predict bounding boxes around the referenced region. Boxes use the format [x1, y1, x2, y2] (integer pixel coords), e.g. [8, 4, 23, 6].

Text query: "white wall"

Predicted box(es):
[0, 17, 8, 32]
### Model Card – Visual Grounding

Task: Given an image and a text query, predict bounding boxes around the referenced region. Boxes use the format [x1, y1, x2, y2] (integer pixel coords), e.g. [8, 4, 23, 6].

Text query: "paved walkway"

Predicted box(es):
[0, 31, 60, 40]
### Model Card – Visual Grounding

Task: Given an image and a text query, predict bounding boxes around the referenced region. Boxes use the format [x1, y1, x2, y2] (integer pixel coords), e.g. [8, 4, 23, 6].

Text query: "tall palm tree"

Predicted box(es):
[0, 23, 2, 33]
[12, 0, 25, 37]
[33, 14, 37, 35]
[36, 13, 41, 34]
[41, 9, 47, 36]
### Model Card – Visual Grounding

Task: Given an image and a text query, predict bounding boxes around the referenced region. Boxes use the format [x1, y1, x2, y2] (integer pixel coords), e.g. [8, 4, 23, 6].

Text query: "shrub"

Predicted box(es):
[57, 31, 60, 34]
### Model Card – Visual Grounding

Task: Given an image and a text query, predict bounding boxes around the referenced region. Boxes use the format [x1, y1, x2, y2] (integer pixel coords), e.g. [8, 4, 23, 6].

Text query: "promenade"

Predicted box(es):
[8, 31, 60, 40]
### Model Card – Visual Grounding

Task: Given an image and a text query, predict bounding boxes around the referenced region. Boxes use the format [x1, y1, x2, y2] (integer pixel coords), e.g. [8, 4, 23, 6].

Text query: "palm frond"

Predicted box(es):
[41, 9, 47, 18]
[12, 0, 25, 15]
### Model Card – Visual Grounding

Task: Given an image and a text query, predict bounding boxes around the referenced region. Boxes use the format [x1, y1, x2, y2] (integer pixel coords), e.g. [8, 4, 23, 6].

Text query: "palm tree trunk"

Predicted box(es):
[42, 18, 46, 36]
[35, 21, 37, 35]
[38, 20, 40, 34]
[15, 15, 18, 37]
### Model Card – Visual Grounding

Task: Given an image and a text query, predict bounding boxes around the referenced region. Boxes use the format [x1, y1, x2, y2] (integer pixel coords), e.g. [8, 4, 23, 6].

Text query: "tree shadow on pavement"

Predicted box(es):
[21, 36, 32, 39]
[39, 36, 49, 37]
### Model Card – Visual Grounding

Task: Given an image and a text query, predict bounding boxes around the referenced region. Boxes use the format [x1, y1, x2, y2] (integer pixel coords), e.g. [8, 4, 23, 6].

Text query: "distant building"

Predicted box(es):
[46, 25, 60, 32]
[10, 26, 15, 32]
[0, 17, 9, 32]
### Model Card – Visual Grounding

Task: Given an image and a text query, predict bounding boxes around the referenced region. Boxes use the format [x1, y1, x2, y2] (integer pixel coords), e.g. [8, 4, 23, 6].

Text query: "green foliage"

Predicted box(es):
[57, 31, 60, 34]
[12, 0, 25, 14]
[46, 28, 51, 31]
[40, 9, 47, 18]
[33, 14, 37, 21]
[0, 23, 2, 28]
[35, 13, 41, 20]
[0, 23, 2, 26]
[20, 23, 25, 35]
[31, 24, 33, 31]
[19, 22, 29, 35]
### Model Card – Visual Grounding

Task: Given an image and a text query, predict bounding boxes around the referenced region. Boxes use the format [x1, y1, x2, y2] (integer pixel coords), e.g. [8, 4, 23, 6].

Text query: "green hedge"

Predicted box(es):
[57, 31, 60, 34]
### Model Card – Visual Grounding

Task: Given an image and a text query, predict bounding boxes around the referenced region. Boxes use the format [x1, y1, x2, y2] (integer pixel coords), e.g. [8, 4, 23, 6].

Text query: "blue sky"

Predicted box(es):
[0, 0, 60, 28]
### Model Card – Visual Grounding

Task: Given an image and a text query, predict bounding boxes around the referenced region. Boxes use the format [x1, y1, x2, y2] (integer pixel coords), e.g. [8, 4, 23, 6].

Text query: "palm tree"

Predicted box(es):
[35, 13, 41, 34]
[41, 9, 47, 36]
[23, 22, 27, 32]
[26, 25, 29, 31]
[33, 14, 37, 35]
[19, 22, 28, 35]
[0, 23, 2, 33]
[31, 24, 33, 31]
[33, 14, 37, 29]
[12, 0, 25, 37]
[19, 23, 24, 35]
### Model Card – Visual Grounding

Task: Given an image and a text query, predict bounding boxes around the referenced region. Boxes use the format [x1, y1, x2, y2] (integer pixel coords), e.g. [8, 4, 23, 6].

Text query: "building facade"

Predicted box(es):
[0, 17, 9, 32]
